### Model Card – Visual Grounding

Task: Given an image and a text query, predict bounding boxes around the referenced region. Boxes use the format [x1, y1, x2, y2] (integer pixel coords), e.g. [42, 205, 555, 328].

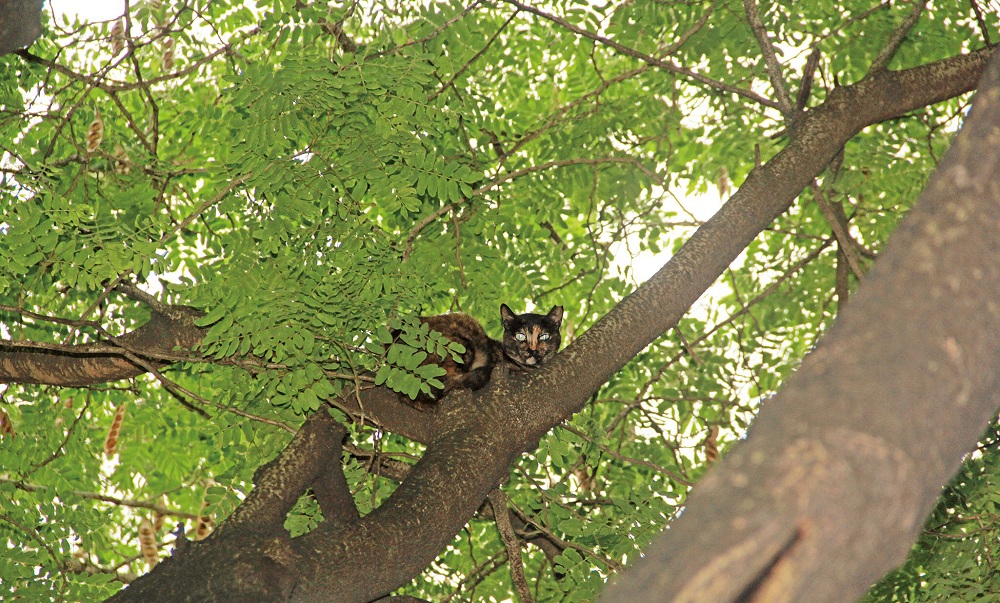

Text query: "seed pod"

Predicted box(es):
[113, 143, 130, 174]
[0, 410, 14, 438]
[86, 109, 104, 153]
[716, 166, 730, 199]
[103, 403, 126, 457]
[195, 490, 214, 540]
[704, 425, 720, 464]
[110, 19, 125, 56]
[138, 520, 158, 567]
[153, 495, 168, 532]
[162, 37, 174, 71]
[195, 514, 214, 540]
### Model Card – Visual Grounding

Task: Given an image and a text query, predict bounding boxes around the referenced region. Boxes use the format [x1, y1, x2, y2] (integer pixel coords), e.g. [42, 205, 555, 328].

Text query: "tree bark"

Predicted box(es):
[0, 0, 43, 55]
[601, 47, 1000, 603]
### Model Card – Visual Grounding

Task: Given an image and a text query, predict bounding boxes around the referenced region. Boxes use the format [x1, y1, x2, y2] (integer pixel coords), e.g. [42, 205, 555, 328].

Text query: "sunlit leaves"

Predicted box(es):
[0, 0, 986, 600]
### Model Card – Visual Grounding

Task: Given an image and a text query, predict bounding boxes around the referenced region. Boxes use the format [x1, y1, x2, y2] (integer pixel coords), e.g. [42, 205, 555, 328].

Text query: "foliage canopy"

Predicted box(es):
[0, 0, 996, 601]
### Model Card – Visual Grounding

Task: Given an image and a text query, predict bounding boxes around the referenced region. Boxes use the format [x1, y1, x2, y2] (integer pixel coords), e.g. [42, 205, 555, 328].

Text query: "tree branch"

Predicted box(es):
[532, 48, 991, 433]
[601, 46, 1000, 603]
[498, 0, 781, 110]
[743, 0, 794, 116]
[810, 181, 865, 280]
[488, 488, 533, 603]
[869, 0, 927, 73]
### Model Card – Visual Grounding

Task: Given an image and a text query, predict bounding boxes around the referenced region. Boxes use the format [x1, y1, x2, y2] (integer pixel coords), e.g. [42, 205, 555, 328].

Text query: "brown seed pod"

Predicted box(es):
[138, 520, 158, 567]
[704, 425, 720, 464]
[716, 166, 730, 199]
[110, 19, 125, 56]
[113, 144, 130, 174]
[153, 495, 168, 532]
[194, 489, 214, 540]
[86, 109, 104, 153]
[103, 403, 126, 458]
[0, 410, 14, 439]
[162, 37, 175, 71]
[195, 514, 214, 540]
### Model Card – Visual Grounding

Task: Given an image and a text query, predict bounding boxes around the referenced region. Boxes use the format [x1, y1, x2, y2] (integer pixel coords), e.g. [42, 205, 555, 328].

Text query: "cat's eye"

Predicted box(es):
[515, 333, 527, 341]
[539, 334, 550, 341]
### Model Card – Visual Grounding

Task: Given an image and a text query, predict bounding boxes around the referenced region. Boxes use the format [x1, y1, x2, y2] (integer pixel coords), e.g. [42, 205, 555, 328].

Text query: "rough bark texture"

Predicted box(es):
[601, 47, 1000, 603]
[0, 0, 43, 55]
[0, 48, 991, 603]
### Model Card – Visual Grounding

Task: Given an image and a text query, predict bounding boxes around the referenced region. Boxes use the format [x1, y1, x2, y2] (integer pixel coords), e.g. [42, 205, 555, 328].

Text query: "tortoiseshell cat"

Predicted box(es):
[397, 304, 564, 410]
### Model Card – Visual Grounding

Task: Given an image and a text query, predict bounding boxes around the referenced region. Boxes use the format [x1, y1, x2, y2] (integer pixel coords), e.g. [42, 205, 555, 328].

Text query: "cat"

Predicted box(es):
[393, 304, 564, 410]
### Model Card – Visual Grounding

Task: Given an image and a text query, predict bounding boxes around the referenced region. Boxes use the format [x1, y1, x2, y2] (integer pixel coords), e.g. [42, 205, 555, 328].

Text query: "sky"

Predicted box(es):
[48, 0, 125, 21]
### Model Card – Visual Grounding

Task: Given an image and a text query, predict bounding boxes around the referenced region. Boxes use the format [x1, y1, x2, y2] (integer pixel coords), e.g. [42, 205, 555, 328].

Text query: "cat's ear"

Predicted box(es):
[500, 303, 516, 326]
[547, 306, 564, 326]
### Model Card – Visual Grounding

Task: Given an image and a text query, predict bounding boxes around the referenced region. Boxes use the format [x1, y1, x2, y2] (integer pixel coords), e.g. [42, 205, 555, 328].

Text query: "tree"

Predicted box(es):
[0, 1, 995, 602]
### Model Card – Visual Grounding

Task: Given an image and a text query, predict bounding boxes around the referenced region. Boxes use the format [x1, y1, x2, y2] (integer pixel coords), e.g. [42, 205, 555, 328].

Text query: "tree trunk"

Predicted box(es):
[601, 47, 1000, 603]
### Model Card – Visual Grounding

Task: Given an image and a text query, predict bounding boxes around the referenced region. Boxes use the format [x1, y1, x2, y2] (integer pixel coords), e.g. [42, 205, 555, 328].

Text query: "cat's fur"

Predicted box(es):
[398, 304, 564, 410]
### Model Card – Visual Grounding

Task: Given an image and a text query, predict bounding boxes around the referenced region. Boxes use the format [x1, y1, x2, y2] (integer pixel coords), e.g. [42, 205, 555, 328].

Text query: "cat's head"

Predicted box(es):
[499, 304, 564, 370]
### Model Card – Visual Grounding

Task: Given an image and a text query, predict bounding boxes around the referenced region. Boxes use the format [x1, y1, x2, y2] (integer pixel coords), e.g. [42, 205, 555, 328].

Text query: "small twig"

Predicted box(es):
[452, 209, 467, 290]
[795, 46, 822, 113]
[488, 488, 534, 603]
[743, 0, 793, 116]
[558, 423, 692, 486]
[969, 0, 996, 49]
[809, 181, 864, 280]
[24, 394, 92, 477]
[114, 280, 175, 315]
[62, 272, 131, 344]
[0, 479, 199, 519]
[657, 4, 715, 57]
[429, 10, 519, 101]
[376, 0, 483, 57]
[868, 0, 927, 73]
[89, 325, 297, 431]
[499, 0, 779, 110]
[402, 203, 455, 261]
[477, 156, 652, 197]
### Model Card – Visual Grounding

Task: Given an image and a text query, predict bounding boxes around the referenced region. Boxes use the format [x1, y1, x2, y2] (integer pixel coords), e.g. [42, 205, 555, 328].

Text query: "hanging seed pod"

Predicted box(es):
[86, 109, 104, 153]
[113, 143, 130, 174]
[103, 402, 126, 457]
[138, 520, 158, 567]
[716, 166, 730, 199]
[153, 495, 168, 532]
[0, 409, 14, 438]
[195, 514, 214, 540]
[195, 501, 214, 540]
[162, 37, 174, 71]
[704, 425, 720, 464]
[110, 19, 125, 56]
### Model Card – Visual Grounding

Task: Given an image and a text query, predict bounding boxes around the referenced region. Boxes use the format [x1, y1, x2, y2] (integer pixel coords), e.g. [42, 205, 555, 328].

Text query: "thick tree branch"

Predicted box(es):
[310, 432, 360, 526]
[530, 48, 991, 433]
[222, 412, 346, 533]
[102, 46, 992, 603]
[0, 305, 205, 386]
[601, 46, 1000, 603]
[0, 0, 42, 55]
